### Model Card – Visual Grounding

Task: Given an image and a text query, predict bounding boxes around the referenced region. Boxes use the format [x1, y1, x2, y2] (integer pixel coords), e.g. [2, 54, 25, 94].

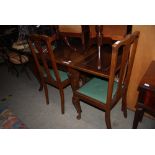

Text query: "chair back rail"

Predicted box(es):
[107, 31, 140, 108]
[28, 34, 62, 87]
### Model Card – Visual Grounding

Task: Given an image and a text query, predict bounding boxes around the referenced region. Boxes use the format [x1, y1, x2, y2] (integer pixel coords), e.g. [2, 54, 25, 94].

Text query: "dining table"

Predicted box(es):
[53, 43, 98, 92]
[51, 40, 124, 113]
[53, 41, 121, 93]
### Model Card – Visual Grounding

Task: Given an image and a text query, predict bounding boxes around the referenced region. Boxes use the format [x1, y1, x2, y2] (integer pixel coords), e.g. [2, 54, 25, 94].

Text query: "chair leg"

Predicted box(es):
[38, 76, 43, 91]
[59, 89, 65, 114]
[32, 64, 43, 91]
[8, 63, 19, 77]
[105, 111, 112, 129]
[72, 94, 82, 120]
[132, 108, 144, 129]
[24, 67, 31, 80]
[13, 65, 19, 77]
[122, 95, 127, 118]
[43, 82, 49, 105]
[39, 82, 43, 91]
[20, 64, 31, 80]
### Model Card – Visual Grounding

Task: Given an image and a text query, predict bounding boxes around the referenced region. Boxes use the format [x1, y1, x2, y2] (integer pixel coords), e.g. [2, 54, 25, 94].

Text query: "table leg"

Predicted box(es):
[68, 67, 80, 91]
[68, 67, 80, 112]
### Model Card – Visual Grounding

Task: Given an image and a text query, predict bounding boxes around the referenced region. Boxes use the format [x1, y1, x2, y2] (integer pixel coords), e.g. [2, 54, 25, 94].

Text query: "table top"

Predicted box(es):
[139, 60, 155, 92]
[54, 44, 96, 67]
[54, 43, 122, 79]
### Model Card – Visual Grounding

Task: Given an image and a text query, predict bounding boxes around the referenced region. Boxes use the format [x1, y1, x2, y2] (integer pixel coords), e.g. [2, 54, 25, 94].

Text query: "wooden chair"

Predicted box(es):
[28, 34, 70, 114]
[73, 31, 140, 128]
[56, 25, 89, 51]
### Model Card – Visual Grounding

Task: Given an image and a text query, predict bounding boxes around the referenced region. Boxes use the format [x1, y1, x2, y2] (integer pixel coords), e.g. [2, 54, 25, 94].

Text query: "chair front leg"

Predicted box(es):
[105, 111, 112, 129]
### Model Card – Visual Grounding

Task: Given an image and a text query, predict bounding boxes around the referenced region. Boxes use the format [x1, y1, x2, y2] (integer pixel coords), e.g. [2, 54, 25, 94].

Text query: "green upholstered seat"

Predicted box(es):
[41, 66, 68, 82]
[77, 77, 118, 104]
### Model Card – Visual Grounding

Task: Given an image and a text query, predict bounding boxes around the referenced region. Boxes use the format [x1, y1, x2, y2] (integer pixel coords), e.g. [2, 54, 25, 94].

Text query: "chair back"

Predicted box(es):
[28, 34, 62, 84]
[58, 25, 83, 34]
[56, 25, 89, 51]
[107, 31, 140, 107]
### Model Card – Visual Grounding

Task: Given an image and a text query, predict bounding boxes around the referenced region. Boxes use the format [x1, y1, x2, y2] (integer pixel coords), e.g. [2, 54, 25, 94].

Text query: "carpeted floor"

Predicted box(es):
[0, 64, 155, 129]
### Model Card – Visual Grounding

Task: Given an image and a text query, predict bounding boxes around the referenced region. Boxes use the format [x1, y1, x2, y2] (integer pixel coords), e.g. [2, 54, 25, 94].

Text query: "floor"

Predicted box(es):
[0, 64, 155, 129]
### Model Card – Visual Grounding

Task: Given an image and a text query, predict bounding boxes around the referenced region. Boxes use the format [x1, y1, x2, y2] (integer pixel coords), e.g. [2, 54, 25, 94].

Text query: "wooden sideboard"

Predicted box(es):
[132, 61, 155, 128]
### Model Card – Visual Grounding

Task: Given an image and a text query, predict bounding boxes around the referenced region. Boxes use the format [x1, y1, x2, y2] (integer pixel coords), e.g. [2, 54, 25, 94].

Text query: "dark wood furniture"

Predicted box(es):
[27, 29, 139, 126]
[132, 61, 155, 129]
[56, 25, 89, 51]
[71, 31, 140, 128]
[28, 34, 70, 114]
[89, 25, 132, 45]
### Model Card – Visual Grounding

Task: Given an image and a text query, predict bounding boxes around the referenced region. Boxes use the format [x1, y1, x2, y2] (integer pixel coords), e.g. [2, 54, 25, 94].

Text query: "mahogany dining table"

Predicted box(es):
[53, 41, 118, 92]
[53, 25, 123, 93]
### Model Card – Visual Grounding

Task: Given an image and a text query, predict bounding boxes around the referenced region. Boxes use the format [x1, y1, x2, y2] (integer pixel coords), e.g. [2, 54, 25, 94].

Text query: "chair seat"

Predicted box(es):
[41, 66, 68, 82]
[8, 52, 29, 64]
[77, 77, 118, 103]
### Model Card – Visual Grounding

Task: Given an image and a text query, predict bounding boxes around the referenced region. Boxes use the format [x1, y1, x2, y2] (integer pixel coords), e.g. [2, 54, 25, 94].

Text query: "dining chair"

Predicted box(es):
[56, 25, 89, 52]
[73, 31, 140, 128]
[28, 34, 70, 114]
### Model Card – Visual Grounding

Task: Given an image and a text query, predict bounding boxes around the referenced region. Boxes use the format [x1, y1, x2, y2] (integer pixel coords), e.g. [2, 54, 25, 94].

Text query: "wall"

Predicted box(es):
[127, 25, 155, 110]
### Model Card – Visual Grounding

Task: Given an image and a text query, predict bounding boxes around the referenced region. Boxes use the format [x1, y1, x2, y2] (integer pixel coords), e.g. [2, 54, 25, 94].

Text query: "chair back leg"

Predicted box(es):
[43, 82, 49, 104]
[59, 89, 65, 114]
[105, 111, 112, 129]
[121, 94, 127, 118]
